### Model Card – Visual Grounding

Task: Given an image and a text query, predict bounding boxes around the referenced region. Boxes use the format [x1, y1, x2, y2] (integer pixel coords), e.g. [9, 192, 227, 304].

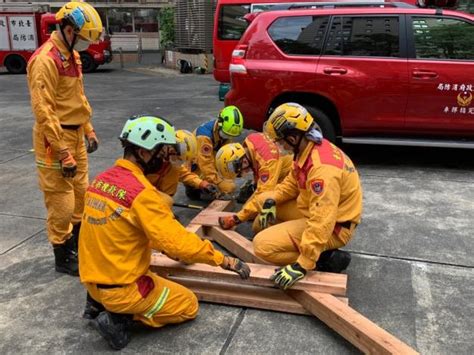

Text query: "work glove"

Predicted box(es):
[221, 256, 251, 279]
[59, 148, 77, 178]
[199, 181, 219, 197]
[85, 130, 99, 153]
[270, 263, 307, 290]
[258, 199, 276, 230]
[218, 215, 241, 230]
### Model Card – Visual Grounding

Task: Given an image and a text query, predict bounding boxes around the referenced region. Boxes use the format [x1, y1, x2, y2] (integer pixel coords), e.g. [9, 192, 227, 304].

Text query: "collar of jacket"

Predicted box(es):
[296, 141, 315, 169]
[115, 158, 144, 176]
[50, 31, 73, 61]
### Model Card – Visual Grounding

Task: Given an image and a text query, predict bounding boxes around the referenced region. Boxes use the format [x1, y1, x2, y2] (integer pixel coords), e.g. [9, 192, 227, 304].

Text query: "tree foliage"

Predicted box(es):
[159, 7, 175, 49]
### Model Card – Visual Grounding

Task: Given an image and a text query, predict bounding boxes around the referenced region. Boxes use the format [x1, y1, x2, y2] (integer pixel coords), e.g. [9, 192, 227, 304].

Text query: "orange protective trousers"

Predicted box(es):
[33, 124, 88, 245]
[85, 270, 198, 328]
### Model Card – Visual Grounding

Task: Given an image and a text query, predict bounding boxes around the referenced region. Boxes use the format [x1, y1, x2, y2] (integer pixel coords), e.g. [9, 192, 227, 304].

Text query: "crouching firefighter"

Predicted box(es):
[252, 103, 363, 290]
[79, 115, 250, 350]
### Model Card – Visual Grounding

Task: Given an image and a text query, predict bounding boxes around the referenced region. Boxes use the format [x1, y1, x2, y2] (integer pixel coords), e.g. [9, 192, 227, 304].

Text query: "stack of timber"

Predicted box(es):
[151, 200, 418, 354]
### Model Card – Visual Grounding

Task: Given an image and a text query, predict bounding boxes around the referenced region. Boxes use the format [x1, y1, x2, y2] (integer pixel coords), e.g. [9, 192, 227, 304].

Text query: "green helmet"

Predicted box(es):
[218, 105, 244, 137]
[119, 115, 176, 151]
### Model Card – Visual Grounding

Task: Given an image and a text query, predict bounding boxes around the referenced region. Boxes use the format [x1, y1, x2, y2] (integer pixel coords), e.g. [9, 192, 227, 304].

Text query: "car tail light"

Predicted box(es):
[230, 45, 248, 74]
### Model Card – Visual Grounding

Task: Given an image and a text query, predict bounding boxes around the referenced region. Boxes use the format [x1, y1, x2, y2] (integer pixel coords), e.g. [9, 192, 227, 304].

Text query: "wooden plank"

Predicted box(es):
[186, 224, 204, 237]
[207, 227, 269, 264]
[190, 211, 235, 226]
[202, 199, 234, 212]
[289, 291, 418, 355]
[151, 254, 347, 296]
[170, 277, 311, 315]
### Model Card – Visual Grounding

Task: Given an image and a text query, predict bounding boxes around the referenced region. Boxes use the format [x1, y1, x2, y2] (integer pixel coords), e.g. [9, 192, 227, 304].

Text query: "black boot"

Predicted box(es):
[71, 222, 81, 253]
[91, 311, 132, 350]
[83, 292, 105, 320]
[236, 180, 256, 204]
[185, 185, 201, 201]
[316, 249, 351, 273]
[53, 237, 79, 276]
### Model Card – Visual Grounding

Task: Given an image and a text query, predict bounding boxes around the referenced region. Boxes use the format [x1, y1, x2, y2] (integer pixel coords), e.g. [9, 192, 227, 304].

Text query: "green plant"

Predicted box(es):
[159, 7, 175, 49]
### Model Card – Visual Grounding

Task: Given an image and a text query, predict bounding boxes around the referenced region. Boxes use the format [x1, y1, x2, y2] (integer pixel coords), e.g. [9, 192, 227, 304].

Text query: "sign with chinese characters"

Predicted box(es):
[8, 16, 37, 51]
[0, 16, 10, 50]
[437, 83, 474, 117]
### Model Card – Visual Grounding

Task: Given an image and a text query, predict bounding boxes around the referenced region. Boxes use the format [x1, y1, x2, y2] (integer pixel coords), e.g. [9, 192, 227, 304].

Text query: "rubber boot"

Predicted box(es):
[236, 180, 256, 204]
[185, 185, 201, 201]
[91, 311, 133, 350]
[83, 292, 105, 320]
[316, 249, 351, 273]
[53, 237, 79, 276]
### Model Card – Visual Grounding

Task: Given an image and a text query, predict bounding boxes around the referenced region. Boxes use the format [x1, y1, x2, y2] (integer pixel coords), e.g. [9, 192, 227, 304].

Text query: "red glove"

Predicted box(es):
[221, 256, 250, 279]
[59, 148, 77, 178]
[85, 130, 99, 153]
[218, 215, 241, 230]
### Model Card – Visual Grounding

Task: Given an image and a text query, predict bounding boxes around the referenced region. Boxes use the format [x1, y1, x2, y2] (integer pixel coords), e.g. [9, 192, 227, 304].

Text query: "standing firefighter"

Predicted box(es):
[79, 115, 250, 350]
[27, 2, 102, 276]
[186, 106, 244, 199]
[253, 103, 363, 290]
[215, 132, 293, 230]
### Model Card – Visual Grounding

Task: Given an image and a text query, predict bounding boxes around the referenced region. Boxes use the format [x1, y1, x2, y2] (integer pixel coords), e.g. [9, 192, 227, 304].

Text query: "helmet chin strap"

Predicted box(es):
[60, 25, 77, 53]
[284, 132, 304, 160]
[132, 147, 163, 175]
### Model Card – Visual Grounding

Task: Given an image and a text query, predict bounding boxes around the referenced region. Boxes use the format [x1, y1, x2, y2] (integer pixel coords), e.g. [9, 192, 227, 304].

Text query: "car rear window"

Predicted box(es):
[324, 16, 400, 58]
[268, 15, 330, 55]
[218, 5, 250, 40]
[412, 17, 474, 61]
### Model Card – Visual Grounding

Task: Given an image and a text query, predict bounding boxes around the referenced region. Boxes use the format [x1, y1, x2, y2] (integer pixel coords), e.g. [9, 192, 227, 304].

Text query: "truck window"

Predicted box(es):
[412, 17, 474, 60]
[218, 4, 250, 40]
[47, 24, 56, 34]
[268, 15, 330, 55]
[324, 16, 400, 58]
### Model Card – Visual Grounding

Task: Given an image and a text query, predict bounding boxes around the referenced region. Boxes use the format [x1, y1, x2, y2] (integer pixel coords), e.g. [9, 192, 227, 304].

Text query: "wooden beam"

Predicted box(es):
[207, 227, 269, 264]
[289, 291, 418, 355]
[151, 254, 347, 296]
[186, 224, 204, 237]
[190, 211, 235, 226]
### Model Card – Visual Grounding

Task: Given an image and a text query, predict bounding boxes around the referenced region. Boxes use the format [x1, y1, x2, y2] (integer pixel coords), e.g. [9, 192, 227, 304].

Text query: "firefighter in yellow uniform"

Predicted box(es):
[79, 115, 250, 350]
[146, 130, 218, 207]
[253, 103, 363, 290]
[27, 2, 102, 276]
[214, 132, 293, 231]
[186, 106, 244, 199]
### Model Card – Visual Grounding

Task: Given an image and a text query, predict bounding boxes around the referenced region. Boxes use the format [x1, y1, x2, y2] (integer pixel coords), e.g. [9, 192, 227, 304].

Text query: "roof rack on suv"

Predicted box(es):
[287, 1, 416, 10]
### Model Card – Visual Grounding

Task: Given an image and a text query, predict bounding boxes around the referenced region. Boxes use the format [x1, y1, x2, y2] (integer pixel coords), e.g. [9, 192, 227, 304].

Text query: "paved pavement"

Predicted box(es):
[0, 66, 473, 354]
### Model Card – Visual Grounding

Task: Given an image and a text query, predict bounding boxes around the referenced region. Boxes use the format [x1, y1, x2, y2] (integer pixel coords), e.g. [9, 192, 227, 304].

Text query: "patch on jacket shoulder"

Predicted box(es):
[201, 143, 212, 155]
[310, 179, 324, 195]
[260, 171, 269, 183]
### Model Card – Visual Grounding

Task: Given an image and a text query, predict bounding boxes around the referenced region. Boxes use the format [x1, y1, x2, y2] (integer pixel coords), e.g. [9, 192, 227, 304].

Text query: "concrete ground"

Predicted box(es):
[0, 66, 473, 354]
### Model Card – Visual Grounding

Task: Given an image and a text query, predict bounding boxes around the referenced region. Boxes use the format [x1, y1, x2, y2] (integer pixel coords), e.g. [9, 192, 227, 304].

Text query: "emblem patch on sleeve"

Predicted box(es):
[310, 179, 324, 195]
[201, 143, 212, 155]
[260, 171, 269, 183]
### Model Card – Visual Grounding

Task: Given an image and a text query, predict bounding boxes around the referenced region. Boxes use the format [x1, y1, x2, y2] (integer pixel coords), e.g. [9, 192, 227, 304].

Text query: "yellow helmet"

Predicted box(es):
[56, 2, 103, 42]
[215, 143, 246, 180]
[265, 103, 314, 140]
[175, 130, 197, 162]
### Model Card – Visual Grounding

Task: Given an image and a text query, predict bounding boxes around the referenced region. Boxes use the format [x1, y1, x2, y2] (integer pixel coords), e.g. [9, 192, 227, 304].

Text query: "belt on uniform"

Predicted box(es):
[97, 284, 123, 289]
[61, 124, 81, 130]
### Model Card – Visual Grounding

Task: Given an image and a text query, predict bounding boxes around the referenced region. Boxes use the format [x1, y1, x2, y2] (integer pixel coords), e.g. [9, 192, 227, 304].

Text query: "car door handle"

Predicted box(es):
[412, 70, 438, 79]
[323, 67, 347, 75]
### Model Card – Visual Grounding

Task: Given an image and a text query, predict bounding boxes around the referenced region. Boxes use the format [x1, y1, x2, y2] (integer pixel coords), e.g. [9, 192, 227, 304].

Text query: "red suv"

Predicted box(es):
[225, 5, 474, 147]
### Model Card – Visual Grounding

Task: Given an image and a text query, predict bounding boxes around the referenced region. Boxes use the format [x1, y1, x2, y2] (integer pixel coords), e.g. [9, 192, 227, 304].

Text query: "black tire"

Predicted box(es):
[4, 55, 27, 74]
[80, 52, 97, 73]
[304, 105, 336, 143]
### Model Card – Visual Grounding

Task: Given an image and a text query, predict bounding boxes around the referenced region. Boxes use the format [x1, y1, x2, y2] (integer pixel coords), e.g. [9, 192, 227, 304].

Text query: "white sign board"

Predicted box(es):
[8, 16, 37, 51]
[0, 16, 10, 50]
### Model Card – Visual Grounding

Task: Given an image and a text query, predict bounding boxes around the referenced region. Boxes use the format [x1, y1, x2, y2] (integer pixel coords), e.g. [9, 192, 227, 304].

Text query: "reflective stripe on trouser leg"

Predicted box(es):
[85, 271, 199, 328]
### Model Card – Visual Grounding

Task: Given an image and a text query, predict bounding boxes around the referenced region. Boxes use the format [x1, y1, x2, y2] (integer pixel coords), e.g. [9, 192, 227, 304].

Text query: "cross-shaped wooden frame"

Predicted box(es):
[151, 200, 418, 354]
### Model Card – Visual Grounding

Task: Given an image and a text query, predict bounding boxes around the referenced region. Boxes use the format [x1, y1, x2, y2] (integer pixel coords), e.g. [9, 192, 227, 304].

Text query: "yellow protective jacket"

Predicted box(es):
[193, 120, 231, 185]
[27, 31, 93, 153]
[79, 159, 224, 285]
[236, 133, 292, 222]
[146, 162, 203, 197]
[270, 139, 363, 270]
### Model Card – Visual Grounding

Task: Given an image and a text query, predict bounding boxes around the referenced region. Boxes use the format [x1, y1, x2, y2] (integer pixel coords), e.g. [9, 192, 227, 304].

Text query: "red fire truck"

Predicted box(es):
[0, 3, 112, 74]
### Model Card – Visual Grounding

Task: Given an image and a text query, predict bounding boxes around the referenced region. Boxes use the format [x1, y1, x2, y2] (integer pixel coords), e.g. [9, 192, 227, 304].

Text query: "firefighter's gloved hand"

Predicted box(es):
[218, 215, 240, 230]
[258, 199, 276, 230]
[221, 256, 251, 279]
[270, 263, 307, 290]
[59, 148, 77, 178]
[85, 130, 99, 153]
[199, 181, 218, 197]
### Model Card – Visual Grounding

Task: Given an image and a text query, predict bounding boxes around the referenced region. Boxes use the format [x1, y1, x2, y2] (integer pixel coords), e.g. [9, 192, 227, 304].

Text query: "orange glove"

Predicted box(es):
[59, 148, 77, 178]
[85, 130, 99, 153]
[221, 256, 250, 279]
[199, 180, 218, 196]
[218, 215, 240, 230]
